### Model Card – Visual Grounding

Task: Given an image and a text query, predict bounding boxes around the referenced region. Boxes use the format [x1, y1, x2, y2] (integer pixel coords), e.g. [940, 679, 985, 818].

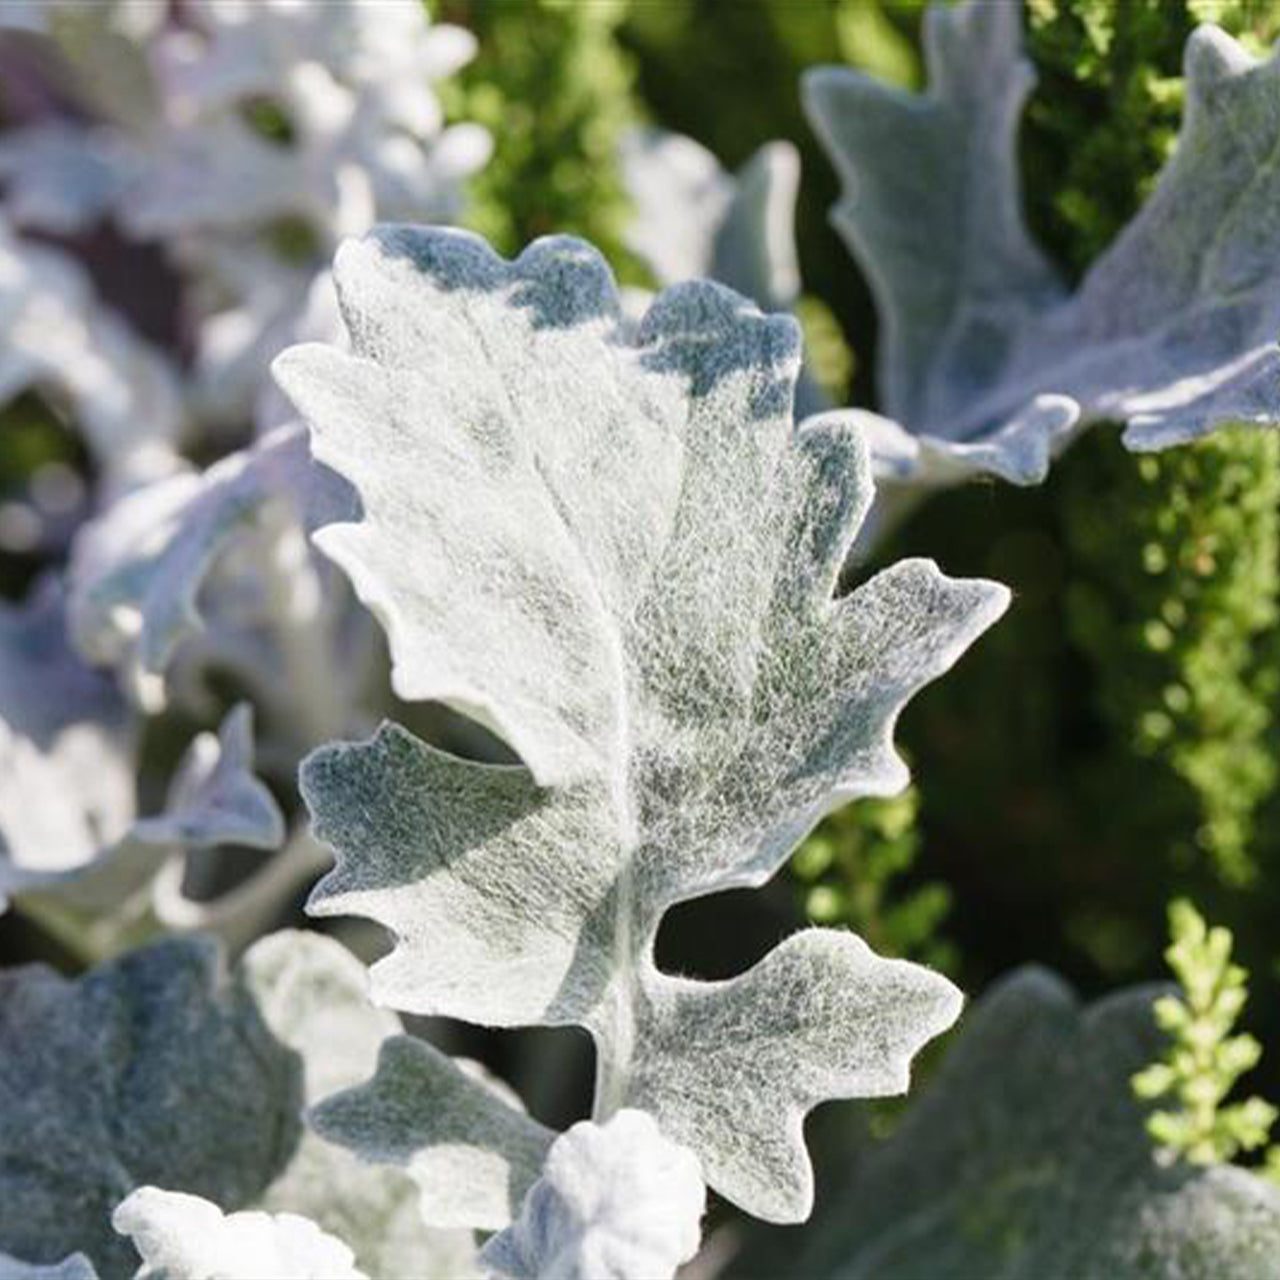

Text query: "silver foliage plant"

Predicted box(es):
[0, 929, 476, 1279]
[803, 2, 1280, 494]
[11, 0, 1280, 1274]
[620, 128, 828, 419]
[0, 0, 486, 952]
[262, 222, 1009, 1269]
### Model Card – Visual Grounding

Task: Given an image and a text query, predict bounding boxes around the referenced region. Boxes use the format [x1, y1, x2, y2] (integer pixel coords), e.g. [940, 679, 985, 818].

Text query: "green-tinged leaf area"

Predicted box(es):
[277, 225, 1009, 1224]
[792, 968, 1280, 1279]
[0, 930, 473, 1279]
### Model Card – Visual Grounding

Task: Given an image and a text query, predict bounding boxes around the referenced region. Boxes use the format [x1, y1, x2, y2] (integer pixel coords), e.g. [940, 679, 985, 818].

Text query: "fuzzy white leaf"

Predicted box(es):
[0, 583, 282, 939]
[804, 4, 1280, 490]
[127, 2, 487, 244]
[279, 225, 1006, 1222]
[66, 424, 355, 716]
[311, 1034, 554, 1232]
[480, 1110, 705, 1280]
[113, 1190, 363, 1280]
[622, 131, 799, 314]
[0, 218, 182, 490]
[621, 130, 825, 415]
[0, 123, 140, 234]
[0, 579, 136, 902]
[243, 935, 479, 1279]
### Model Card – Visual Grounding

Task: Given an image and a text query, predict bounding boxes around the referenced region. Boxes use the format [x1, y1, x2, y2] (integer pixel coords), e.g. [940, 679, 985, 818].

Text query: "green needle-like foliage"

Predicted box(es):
[438, 0, 642, 275]
[792, 788, 955, 974]
[1133, 900, 1278, 1167]
[1024, 0, 1280, 279]
[1025, 0, 1280, 886]
[1063, 431, 1280, 885]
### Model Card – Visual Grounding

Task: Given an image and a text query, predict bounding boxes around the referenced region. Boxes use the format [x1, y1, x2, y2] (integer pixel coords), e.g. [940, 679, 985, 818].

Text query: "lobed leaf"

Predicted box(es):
[0, 216, 182, 491]
[0, 580, 283, 944]
[112, 1189, 363, 1280]
[311, 1034, 554, 1232]
[621, 129, 825, 415]
[66, 423, 354, 714]
[804, 3, 1280, 491]
[279, 225, 1006, 1223]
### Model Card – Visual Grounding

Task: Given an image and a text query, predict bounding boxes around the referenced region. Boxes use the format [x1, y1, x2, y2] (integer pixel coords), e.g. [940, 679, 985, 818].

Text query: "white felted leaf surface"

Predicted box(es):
[789, 968, 1280, 1279]
[129, 705, 284, 852]
[278, 225, 1008, 1223]
[311, 1034, 554, 1232]
[153, 0, 475, 135]
[66, 424, 352, 714]
[0, 582, 280, 941]
[480, 1110, 705, 1280]
[803, 3, 1280, 491]
[243, 935, 478, 1280]
[0, 123, 140, 235]
[621, 130, 825, 415]
[0, 579, 136, 908]
[127, 0, 488, 243]
[113, 1190, 364, 1280]
[3, 685, 283, 950]
[0, 931, 475, 1280]
[622, 131, 799, 315]
[0, 218, 182, 490]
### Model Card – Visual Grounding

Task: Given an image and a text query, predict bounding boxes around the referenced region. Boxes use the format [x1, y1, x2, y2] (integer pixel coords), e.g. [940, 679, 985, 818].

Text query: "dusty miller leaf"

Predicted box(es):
[621, 129, 826, 416]
[66, 423, 356, 717]
[112, 1189, 364, 1280]
[0, 935, 299, 1276]
[243, 935, 478, 1280]
[0, 216, 181, 490]
[0, 579, 135, 909]
[276, 225, 1008, 1222]
[804, 4, 1280, 490]
[791, 968, 1280, 1279]
[0, 580, 282, 944]
[622, 130, 800, 316]
[0, 930, 473, 1279]
[0, 122, 140, 235]
[480, 1109, 705, 1280]
[6, 699, 283, 949]
[310, 1033, 553, 1233]
[125, 0, 487, 242]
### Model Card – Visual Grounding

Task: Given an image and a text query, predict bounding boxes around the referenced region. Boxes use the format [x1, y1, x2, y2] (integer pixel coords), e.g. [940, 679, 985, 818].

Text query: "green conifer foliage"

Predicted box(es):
[437, 0, 642, 275]
[1024, 0, 1279, 277]
[1133, 900, 1278, 1168]
[1024, 0, 1280, 886]
[1063, 431, 1280, 885]
[792, 788, 956, 973]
